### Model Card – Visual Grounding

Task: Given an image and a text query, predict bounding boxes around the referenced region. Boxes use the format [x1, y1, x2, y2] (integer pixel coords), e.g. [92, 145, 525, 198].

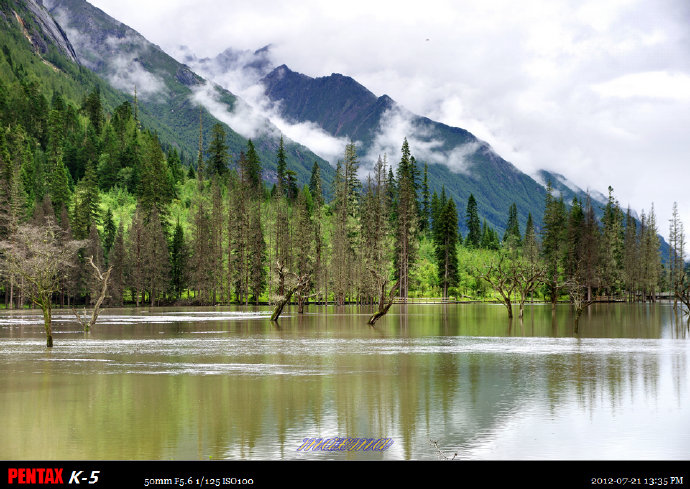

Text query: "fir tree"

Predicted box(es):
[207, 123, 229, 177]
[541, 182, 567, 308]
[276, 136, 287, 191]
[102, 208, 116, 260]
[245, 139, 262, 194]
[309, 161, 323, 205]
[503, 202, 522, 249]
[420, 162, 430, 234]
[108, 221, 126, 306]
[434, 197, 459, 298]
[142, 207, 170, 306]
[72, 159, 100, 239]
[465, 193, 481, 248]
[170, 219, 188, 300]
[523, 212, 539, 264]
[395, 138, 418, 298]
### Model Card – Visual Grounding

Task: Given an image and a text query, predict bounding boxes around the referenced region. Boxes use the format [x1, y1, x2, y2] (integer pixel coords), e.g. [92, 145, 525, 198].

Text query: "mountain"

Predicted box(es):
[262, 64, 556, 235]
[41, 0, 334, 188]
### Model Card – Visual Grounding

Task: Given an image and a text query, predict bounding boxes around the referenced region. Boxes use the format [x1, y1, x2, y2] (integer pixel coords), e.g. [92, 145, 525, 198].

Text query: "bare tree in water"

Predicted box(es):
[1, 220, 83, 347]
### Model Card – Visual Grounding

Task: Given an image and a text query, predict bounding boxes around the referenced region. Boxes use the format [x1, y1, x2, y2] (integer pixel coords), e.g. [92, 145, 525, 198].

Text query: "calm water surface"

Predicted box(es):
[0, 303, 688, 460]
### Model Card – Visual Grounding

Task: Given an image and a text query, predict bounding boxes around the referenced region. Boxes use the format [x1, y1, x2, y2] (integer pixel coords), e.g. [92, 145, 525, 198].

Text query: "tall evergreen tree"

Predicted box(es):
[170, 219, 188, 300]
[207, 123, 229, 177]
[71, 159, 99, 239]
[138, 132, 174, 221]
[395, 138, 418, 298]
[210, 177, 225, 302]
[102, 208, 116, 260]
[309, 161, 323, 205]
[248, 199, 266, 304]
[623, 207, 638, 300]
[600, 186, 624, 294]
[245, 139, 262, 194]
[523, 212, 539, 264]
[142, 207, 170, 306]
[541, 182, 567, 308]
[503, 202, 522, 249]
[420, 162, 430, 234]
[434, 197, 459, 298]
[276, 136, 287, 191]
[108, 221, 126, 306]
[465, 193, 481, 248]
[127, 205, 146, 307]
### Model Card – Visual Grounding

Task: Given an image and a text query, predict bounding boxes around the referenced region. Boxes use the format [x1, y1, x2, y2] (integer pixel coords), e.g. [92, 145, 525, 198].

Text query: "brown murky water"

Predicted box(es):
[0, 303, 688, 460]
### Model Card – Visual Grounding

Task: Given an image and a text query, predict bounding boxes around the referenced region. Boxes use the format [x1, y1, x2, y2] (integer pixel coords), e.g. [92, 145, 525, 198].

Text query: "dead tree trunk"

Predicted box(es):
[367, 278, 400, 326]
[270, 261, 311, 321]
[72, 256, 113, 332]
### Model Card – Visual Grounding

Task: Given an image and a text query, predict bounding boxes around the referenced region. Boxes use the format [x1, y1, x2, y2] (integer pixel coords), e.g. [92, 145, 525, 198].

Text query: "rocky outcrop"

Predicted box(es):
[20, 0, 79, 65]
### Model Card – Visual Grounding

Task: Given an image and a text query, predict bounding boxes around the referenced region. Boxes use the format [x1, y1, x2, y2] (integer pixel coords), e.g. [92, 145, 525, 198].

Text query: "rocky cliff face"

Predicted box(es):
[2, 0, 79, 65]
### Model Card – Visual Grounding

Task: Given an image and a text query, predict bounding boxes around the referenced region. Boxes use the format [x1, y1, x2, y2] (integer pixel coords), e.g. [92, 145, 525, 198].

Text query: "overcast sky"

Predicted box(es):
[87, 0, 690, 239]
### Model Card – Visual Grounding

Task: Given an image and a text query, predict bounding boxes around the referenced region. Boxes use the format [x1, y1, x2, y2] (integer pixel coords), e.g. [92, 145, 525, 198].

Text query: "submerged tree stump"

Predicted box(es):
[270, 261, 311, 321]
[368, 278, 400, 325]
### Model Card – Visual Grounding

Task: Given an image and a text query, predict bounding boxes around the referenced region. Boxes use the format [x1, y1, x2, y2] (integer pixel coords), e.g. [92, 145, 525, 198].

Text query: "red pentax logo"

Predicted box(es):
[7, 468, 64, 484]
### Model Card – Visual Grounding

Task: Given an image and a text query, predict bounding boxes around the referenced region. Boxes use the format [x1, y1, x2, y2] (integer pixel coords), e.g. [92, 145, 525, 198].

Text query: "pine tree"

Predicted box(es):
[361, 156, 392, 304]
[207, 123, 229, 177]
[465, 193, 481, 248]
[309, 161, 323, 205]
[127, 205, 146, 306]
[623, 207, 638, 300]
[97, 124, 120, 190]
[641, 204, 661, 301]
[82, 87, 104, 135]
[210, 177, 225, 302]
[523, 212, 539, 264]
[248, 198, 266, 304]
[276, 136, 287, 191]
[434, 197, 459, 298]
[189, 191, 212, 303]
[503, 202, 522, 249]
[72, 159, 100, 239]
[420, 162, 430, 234]
[292, 186, 315, 312]
[480, 219, 499, 250]
[167, 148, 184, 184]
[108, 221, 126, 305]
[580, 196, 600, 301]
[600, 186, 624, 294]
[138, 132, 174, 221]
[142, 207, 170, 306]
[102, 208, 116, 260]
[245, 139, 262, 194]
[395, 138, 418, 298]
[541, 182, 567, 308]
[331, 161, 350, 305]
[170, 219, 188, 300]
[48, 151, 70, 217]
[669, 202, 685, 307]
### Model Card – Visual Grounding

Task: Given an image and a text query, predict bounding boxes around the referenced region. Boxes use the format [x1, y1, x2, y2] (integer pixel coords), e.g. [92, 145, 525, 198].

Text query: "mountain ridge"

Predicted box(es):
[42, 0, 335, 188]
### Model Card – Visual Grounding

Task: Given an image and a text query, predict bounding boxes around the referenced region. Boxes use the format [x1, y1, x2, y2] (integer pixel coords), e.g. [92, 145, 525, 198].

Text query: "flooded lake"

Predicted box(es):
[0, 303, 688, 460]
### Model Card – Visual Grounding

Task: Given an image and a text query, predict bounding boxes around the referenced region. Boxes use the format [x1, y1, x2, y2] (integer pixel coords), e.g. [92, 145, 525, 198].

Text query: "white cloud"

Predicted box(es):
[106, 48, 166, 99]
[363, 106, 479, 175]
[191, 82, 273, 140]
[183, 51, 351, 165]
[592, 71, 690, 101]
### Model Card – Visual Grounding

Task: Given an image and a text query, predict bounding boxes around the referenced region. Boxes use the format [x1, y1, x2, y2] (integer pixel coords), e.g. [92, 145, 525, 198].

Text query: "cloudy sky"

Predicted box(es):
[87, 0, 690, 238]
